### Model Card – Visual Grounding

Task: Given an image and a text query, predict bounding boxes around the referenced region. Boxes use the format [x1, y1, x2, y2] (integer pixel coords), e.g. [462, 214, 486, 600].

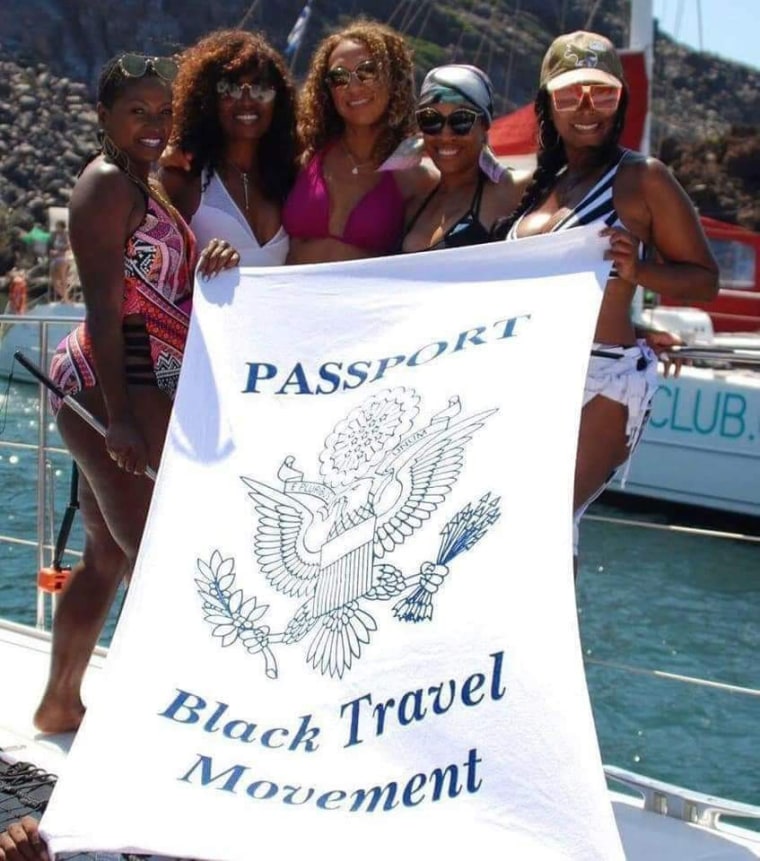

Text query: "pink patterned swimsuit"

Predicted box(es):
[49, 196, 196, 414]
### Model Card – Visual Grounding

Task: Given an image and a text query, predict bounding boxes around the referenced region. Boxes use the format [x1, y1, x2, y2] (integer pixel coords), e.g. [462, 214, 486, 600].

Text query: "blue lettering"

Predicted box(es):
[408, 342, 447, 367]
[402, 773, 427, 807]
[282, 785, 316, 805]
[276, 363, 312, 396]
[428, 681, 456, 715]
[288, 714, 322, 752]
[159, 689, 206, 724]
[453, 327, 487, 351]
[242, 362, 277, 393]
[490, 651, 506, 700]
[260, 727, 289, 749]
[461, 672, 486, 706]
[693, 389, 720, 435]
[350, 783, 399, 812]
[340, 693, 372, 748]
[721, 393, 746, 438]
[649, 385, 671, 429]
[428, 764, 462, 801]
[398, 690, 427, 726]
[670, 388, 693, 433]
[316, 361, 342, 395]
[246, 780, 278, 800]
[343, 360, 371, 390]
[371, 355, 406, 382]
[316, 790, 347, 810]
[223, 720, 257, 743]
[493, 314, 531, 339]
[179, 755, 247, 792]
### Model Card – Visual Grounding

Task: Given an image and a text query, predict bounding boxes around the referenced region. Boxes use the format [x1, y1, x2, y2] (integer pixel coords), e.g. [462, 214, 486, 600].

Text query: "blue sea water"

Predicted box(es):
[1, 382, 758, 812]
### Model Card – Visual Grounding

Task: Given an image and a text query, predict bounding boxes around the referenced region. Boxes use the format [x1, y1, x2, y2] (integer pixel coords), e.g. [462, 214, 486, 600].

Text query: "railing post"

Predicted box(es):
[35, 321, 50, 631]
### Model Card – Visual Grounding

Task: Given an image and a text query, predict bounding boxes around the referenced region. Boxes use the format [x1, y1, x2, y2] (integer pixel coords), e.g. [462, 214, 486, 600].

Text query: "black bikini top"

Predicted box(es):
[404, 172, 491, 251]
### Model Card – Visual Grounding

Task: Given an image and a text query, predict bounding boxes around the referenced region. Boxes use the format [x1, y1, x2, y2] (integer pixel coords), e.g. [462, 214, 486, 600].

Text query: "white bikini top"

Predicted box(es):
[191, 169, 289, 267]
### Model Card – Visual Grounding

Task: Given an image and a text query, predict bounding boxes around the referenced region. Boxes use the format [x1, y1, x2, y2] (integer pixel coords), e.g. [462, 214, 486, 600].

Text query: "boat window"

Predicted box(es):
[708, 238, 756, 291]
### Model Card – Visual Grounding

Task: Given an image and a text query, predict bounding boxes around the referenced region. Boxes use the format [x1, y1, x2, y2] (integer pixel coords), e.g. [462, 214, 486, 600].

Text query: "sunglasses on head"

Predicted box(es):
[325, 59, 382, 89]
[415, 107, 482, 136]
[550, 83, 622, 113]
[216, 79, 277, 103]
[118, 54, 178, 82]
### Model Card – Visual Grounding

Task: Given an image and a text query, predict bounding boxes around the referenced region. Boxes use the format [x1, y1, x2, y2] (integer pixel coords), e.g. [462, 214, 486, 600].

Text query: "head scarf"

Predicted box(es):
[418, 64, 495, 125]
[379, 64, 506, 182]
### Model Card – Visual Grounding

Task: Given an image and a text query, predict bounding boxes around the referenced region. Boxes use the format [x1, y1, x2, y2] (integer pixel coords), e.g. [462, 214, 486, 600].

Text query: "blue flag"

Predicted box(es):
[286, 0, 312, 57]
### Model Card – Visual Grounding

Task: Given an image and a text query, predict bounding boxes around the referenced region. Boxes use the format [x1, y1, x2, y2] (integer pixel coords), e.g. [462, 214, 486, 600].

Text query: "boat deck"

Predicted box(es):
[2, 619, 759, 859]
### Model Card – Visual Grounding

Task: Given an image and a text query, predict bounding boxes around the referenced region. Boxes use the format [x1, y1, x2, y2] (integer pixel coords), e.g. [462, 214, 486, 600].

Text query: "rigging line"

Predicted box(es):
[583, 0, 603, 32]
[584, 513, 760, 545]
[696, 0, 704, 52]
[414, 0, 436, 42]
[674, 0, 686, 41]
[237, 0, 263, 29]
[473, 0, 497, 67]
[400, 0, 431, 38]
[387, 0, 411, 28]
[585, 658, 760, 698]
[503, 0, 521, 109]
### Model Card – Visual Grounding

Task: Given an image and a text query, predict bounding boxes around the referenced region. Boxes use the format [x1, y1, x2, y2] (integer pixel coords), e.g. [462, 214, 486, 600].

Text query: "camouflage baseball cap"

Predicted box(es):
[540, 31, 624, 92]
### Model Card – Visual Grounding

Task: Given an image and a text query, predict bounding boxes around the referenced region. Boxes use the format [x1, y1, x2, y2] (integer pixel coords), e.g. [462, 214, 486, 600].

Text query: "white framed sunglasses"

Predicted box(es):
[216, 79, 276, 104]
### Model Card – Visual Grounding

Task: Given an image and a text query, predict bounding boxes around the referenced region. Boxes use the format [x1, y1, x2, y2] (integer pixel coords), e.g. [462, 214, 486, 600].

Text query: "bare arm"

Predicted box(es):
[606, 158, 719, 301]
[157, 166, 202, 224]
[69, 161, 148, 472]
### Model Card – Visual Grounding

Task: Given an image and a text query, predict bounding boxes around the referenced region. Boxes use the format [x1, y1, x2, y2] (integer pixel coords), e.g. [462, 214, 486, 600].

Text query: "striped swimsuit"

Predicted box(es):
[506, 149, 659, 550]
[49, 196, 196, 414]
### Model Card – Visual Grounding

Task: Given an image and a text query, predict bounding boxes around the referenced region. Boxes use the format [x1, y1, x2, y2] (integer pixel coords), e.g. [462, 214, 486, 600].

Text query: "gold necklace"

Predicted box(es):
[342, 141, 374, 176]
[224, 163, 252, 211]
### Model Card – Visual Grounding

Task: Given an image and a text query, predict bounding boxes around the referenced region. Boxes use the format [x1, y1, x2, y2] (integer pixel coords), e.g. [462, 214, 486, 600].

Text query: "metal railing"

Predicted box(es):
[0, 309, 84, 630]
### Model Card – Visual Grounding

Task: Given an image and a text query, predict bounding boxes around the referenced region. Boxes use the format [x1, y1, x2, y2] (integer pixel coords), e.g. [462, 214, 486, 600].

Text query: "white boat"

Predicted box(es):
[603, 305, 760, 517]
[0, 303, 84, 384]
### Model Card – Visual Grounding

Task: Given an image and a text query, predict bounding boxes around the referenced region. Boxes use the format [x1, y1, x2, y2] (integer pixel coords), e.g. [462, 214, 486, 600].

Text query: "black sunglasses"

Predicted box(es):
[118, 54, 178, 82]
[325, 59, 382, 89]
[416, 107, 482, 136]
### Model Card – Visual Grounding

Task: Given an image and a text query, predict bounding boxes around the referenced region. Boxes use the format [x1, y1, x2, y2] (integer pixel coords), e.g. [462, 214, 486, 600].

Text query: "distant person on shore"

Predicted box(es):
[160, 29, 298, 266]
[48, 220, 71, 303]
[6, 268, 28, 315]
[491, 31, 718, 563]
[401, 64, 526, 252]
[34, 53, 239, 735]
[283, 20, 436, 264]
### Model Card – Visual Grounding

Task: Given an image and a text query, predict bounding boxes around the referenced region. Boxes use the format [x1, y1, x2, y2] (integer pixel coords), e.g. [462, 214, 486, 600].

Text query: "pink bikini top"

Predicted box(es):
[281, 145, 405, 256]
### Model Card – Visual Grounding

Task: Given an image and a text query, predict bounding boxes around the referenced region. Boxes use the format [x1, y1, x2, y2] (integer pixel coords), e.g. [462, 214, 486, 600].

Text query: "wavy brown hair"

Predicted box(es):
[171, 29, 298, 203]
[492, 85, 628, 240]
[298, 20, 416, 164]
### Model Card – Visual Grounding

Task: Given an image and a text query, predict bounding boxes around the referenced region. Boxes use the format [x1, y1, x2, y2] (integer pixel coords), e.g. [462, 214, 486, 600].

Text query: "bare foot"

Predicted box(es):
[33, 697, 85, 734]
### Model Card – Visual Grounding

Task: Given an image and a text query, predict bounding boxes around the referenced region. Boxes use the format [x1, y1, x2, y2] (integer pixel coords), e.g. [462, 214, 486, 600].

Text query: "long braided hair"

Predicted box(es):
[491, 86, 629, 240]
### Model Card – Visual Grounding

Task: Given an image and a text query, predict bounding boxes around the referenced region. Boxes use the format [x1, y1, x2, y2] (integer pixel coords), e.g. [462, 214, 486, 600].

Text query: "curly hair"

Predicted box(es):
[491, 86, 628, 240]
[171, 29, 298, 204]
[297, 20, 416, 165]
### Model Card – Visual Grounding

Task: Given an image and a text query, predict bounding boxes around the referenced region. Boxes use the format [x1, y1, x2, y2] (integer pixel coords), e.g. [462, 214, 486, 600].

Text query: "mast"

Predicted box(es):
[629, 0, 653, 155]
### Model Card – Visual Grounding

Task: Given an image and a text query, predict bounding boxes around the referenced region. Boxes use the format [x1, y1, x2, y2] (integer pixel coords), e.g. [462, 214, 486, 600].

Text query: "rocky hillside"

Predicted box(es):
[0, 0, 758, 272]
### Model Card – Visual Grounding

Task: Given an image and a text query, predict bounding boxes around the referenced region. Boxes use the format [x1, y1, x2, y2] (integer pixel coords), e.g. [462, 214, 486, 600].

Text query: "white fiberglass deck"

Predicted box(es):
[2, 619, 759, 859]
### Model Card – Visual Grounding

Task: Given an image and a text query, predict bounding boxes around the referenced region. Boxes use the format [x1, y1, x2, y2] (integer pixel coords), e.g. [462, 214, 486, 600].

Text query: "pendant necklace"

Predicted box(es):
[342, 142, 374, 176]
[225, 163, 251, 211]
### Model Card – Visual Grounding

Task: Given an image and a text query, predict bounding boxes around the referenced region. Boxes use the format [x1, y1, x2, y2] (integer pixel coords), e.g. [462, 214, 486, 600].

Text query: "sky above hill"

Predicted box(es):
[653, 0, 758, 70]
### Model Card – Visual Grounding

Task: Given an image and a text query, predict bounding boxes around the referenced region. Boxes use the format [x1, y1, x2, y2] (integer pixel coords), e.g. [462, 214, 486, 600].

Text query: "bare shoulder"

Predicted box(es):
[618, 153, 680, 193]
[393, 161, 439, 201]
[495, 167, 530, 201]
[70, 157, 139, 216]
[158, 166, 201, 221]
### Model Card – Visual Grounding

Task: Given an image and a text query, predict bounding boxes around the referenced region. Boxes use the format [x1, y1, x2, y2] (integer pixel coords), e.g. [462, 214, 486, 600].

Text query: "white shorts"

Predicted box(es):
[574, 340, 659, 553]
